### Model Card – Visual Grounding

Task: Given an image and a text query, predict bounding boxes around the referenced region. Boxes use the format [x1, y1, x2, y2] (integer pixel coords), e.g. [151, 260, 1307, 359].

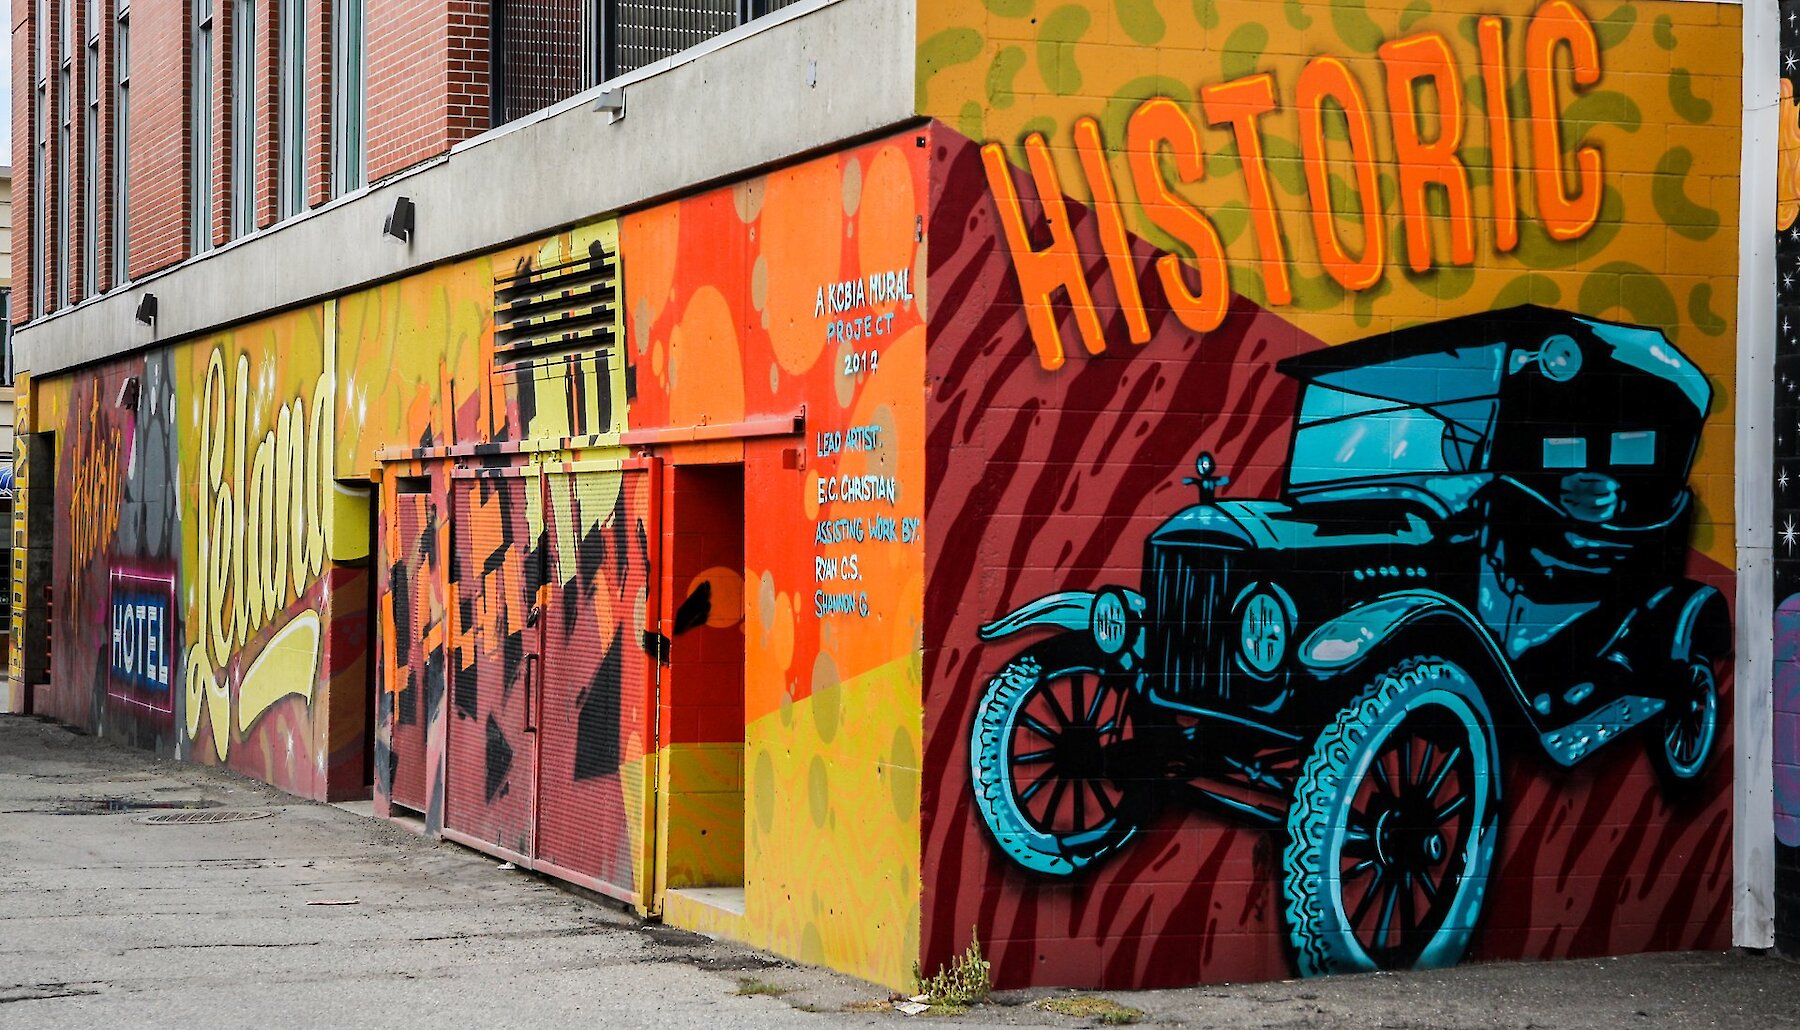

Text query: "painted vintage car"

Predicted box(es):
[968, 305, 1730, 976]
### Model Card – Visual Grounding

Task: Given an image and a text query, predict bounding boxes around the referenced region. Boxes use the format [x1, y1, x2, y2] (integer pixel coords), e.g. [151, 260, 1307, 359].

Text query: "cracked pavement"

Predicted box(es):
[3, 715, 1799, 1029]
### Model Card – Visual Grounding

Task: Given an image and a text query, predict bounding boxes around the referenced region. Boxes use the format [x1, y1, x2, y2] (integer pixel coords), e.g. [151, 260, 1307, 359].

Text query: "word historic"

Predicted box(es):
[984, 0, 1606, 370]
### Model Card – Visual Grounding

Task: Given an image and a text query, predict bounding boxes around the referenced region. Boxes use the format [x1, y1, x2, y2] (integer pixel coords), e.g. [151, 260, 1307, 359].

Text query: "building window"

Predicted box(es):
[58, 0, 72, 308]
[277, 0, 304, 217]
[113, 4, 130, 284]
[192, 0, 214, 252]
[1, 290, 13, 387]
[31, 0, 47, 315]
[83, 0, 98, 296]
[230, 0, 255, 237]
[491, 0, 803, 128]
[331, 0, 364, 195]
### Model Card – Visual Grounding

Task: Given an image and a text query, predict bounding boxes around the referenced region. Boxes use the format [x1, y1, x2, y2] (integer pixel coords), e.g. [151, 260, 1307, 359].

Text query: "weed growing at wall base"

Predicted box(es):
[915, 929, 991, 1009]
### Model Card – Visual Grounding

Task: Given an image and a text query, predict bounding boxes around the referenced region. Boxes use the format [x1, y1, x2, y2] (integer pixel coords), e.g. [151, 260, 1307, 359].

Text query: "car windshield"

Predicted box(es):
[1287, 344, 1503, 489]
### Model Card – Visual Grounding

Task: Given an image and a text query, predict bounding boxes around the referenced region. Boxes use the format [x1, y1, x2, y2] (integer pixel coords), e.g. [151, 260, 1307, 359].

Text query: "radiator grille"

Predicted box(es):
[1149, 544, 1231, 705]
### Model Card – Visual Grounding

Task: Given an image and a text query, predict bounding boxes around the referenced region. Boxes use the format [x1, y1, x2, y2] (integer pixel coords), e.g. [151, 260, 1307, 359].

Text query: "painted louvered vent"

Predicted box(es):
[493, 240, 620, 364]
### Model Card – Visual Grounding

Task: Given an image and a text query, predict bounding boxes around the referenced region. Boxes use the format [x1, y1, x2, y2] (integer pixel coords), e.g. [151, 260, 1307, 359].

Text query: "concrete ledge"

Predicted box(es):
[16, 0, 918, 376]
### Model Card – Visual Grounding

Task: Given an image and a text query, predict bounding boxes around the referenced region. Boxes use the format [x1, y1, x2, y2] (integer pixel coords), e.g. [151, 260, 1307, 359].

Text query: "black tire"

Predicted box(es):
[968, 638, 1152, 876]
[1646, 654, 1721, 790]
[1283, 657, 1502, 976]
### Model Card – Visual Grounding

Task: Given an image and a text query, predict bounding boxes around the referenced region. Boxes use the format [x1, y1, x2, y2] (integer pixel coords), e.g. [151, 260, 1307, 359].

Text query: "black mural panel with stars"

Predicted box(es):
[1777, 0, 1800, 957]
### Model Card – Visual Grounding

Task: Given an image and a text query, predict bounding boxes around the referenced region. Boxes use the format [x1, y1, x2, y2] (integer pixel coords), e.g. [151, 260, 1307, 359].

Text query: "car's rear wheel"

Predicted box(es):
[969, 638, 1152, 876]
[1647, 655, 1720, 787]
[1283, 656, 1501, 976]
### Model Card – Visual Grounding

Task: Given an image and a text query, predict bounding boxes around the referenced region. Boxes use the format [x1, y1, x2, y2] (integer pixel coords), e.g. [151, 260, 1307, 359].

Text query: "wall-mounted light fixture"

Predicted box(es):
[593, 89, 625, 121]
[383, 196, 416, 244]
[134, 293, 157, 327]
[116, 375, 141, 411]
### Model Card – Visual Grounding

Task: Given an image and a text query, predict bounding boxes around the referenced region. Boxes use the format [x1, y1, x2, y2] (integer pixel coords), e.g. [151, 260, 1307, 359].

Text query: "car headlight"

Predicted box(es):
[1091, 590, 1130, 656]
[1238, 589, 1290, 676]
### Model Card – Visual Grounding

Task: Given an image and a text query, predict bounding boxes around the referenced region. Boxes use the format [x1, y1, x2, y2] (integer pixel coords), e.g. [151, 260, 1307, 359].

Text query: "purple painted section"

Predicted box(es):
[1774, 594, 1800, 847]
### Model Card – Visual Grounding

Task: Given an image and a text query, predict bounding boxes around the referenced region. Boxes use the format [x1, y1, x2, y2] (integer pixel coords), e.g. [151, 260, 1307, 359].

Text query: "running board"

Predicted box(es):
[1540, 695, 1665, 767]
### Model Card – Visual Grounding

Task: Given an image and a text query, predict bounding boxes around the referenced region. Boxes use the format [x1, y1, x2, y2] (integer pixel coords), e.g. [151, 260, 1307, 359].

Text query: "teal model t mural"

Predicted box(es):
[967, 305, 1729, 976]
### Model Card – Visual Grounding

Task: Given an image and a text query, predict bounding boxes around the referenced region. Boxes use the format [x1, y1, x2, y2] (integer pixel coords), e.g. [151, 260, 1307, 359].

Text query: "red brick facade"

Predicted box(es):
[12, 0, 496, 320]
[366, 0, 489, 183]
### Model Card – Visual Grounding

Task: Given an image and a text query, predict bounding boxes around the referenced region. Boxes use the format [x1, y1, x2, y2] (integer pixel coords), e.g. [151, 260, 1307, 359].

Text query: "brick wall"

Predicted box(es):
[126, 0, 190, 280]
[13, 0, 501, 327]
[366, 0, 489, 184]
[306, 0, 331, 207]
[445, 0, 488, 146]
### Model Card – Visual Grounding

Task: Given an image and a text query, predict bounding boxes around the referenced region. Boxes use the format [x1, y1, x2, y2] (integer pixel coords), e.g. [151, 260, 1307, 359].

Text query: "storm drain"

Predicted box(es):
[140, 809, 274, 826]
[51, 797, 223, 815]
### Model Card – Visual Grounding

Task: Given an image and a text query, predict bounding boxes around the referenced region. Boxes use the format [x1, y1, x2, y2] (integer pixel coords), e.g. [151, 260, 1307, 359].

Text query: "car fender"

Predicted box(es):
[978, 588, 1149, 659]
[1297, 589, 1522, 703]
[977, 591, 1099, 641]
[1620, 582, 1731, 672]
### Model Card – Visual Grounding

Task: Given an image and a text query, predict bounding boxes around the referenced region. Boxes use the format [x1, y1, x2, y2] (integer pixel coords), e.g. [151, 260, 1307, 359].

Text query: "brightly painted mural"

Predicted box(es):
[357, 135, 929, 988]
[26, 306, 372, 798]
[620, 134, 928, 988]
[919, 0, 1738, 988]
[18, 0, 1746, 996]
[1773, 0, 1800, 959]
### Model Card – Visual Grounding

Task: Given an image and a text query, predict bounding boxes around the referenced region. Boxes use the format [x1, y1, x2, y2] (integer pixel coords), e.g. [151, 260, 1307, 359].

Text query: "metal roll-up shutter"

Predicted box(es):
[534, 467, 655, 902]
[446, 473, 541, 859]
[386, 492, 432, 812]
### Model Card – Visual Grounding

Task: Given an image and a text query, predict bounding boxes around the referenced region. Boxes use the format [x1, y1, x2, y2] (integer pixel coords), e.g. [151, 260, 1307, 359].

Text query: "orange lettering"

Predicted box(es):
[1297, 57, 1386, 292]
[1125, 97, 1229, 335]
[1380, 32, 1475, 272]
[982, 136, 1107, 371]
[1526, 0, 1603, 242]
[1074, 117, 1149, 345]
[1478, 16, 1521, 253]
[1202, 74, 1292, 306]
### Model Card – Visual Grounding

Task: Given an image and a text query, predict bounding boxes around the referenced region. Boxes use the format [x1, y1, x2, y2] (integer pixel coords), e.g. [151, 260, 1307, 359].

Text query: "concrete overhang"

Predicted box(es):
[15, 0, 919, 377]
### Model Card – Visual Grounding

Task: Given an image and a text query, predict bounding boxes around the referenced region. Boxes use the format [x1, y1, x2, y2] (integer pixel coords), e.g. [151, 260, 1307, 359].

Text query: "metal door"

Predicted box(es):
[384, 490, 433, 812]
[444, 469, 543, 862]
[533, 460, 660, 905]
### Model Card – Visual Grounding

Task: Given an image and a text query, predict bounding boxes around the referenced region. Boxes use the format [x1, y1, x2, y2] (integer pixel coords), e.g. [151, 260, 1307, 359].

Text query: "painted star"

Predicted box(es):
[1782, 468, 1791, 492]
[1783, 273, 1792, 291]
[1787, 50, 1797, 73]
[1783, 515, 1798, 554]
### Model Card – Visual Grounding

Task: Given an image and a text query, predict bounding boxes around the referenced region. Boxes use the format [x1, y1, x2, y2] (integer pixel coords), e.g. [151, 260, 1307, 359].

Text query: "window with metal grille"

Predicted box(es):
[492, 239, 620, 365]
[610, 0, 734, 77]
[491, 0, 809, 128]
[491, 0, 589, 126]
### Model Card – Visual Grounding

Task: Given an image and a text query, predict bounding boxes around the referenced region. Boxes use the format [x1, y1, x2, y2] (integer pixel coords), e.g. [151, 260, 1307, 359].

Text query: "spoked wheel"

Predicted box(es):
[1284, 657, 1500, 976]
[970, 638, 1154, 876]
[1648, 655, 1720, 788]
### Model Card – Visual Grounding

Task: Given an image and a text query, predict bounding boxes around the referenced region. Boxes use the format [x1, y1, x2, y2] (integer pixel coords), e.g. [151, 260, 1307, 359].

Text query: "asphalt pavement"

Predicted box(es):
[2, 714, 1797, 1029]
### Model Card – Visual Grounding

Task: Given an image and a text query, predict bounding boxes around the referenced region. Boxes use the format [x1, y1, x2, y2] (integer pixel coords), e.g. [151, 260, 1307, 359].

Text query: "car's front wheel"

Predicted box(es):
[1283, 656, 1501, 976]
[969, 638, 1153, 876]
